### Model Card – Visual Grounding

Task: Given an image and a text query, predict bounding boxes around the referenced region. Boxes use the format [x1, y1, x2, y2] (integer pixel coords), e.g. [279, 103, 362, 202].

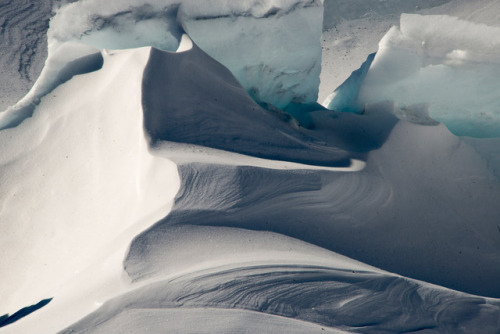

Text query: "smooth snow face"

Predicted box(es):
[0, 46, 179, 323]
[348, 14, 500, 137]
[64, 100, 500, 333]
[46, 0, 323, 109]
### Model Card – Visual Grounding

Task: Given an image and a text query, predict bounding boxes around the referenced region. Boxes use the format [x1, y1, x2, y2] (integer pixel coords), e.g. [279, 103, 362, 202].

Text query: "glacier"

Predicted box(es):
[1, 0, 500, 333]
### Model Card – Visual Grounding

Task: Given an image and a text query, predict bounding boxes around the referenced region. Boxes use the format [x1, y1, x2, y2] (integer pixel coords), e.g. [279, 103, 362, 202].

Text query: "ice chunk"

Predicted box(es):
[48, 0, 324, 109]
[180, 1, 323, 108]
[354, 14, 500, 137]
[323, 52, 375, 113]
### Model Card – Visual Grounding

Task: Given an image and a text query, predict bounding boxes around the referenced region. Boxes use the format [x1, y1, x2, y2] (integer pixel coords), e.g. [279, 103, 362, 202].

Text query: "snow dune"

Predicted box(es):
[67, 38, 500, 333]
[1, 0, 500, 333]
[0, 45, 179, 331]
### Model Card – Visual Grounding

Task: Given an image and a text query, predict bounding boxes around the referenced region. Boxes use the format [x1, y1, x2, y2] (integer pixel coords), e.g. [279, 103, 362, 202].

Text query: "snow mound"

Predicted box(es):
[65, 264, 500, 333]
[0, 46, 179, 327]
[353, 14, 500, 137]
[47, 0, 323, 109]
[3, 2, 500, 333]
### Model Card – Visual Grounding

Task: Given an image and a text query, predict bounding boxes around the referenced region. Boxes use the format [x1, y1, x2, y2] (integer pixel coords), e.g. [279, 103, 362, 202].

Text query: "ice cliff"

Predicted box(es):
[46, 0, 323, 109]
[326, 12, 500, 138]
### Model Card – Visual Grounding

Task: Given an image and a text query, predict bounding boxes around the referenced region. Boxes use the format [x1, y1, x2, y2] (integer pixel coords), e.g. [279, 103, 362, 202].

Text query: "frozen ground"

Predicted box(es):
[1, 1, 500, 333]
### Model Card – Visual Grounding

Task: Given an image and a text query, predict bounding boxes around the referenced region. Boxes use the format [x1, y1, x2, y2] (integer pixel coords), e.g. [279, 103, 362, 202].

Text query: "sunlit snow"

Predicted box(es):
[1, 1, 500, 333]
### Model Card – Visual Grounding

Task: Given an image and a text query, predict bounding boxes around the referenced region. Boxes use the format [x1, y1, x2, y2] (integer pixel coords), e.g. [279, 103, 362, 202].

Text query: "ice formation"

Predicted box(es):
[327, 13, 500, 137]
[44, 0, 324, 109]
[2, 0, 500, 333]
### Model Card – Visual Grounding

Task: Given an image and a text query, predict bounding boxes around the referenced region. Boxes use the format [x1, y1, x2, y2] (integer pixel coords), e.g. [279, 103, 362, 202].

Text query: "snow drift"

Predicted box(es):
[2, 1, 500, 333]
[0, 45, 179, 330]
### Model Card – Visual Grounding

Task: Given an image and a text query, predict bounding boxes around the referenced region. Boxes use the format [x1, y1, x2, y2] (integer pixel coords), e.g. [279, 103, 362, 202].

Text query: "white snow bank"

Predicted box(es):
[355, 14, 500, 137]
[76, 308, 349, 334]
[46, 0, 323, 109]
[0, 46, 179, 327]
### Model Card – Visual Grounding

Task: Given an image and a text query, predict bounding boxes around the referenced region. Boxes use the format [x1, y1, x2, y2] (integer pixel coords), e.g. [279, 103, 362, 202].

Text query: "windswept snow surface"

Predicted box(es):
[2, 1, 500, 333]
[0, 46, 179, 331]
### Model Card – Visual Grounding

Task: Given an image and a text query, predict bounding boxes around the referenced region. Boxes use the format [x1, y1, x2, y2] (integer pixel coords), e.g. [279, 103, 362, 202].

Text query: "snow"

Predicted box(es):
[0, 46, 179, 331]
[1, 1, 500, 333]
[0, 0, 54, 111]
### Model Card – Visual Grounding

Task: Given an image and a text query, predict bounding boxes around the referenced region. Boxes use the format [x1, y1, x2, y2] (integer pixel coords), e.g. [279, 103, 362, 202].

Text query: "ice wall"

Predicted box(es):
[180, 1, 323, 108]
[355, 14, 500, 137]
[45, 0, 324, 109]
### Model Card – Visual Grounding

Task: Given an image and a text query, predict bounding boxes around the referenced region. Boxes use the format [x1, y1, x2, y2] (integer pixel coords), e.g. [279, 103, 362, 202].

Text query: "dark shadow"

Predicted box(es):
[0, 298, 52, 328]
[141, 44, 353, 167]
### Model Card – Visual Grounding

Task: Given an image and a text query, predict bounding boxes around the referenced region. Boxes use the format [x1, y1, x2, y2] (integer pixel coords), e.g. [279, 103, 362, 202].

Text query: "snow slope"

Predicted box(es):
[0, 44, 179, 330]
[1, 1, 500, 333]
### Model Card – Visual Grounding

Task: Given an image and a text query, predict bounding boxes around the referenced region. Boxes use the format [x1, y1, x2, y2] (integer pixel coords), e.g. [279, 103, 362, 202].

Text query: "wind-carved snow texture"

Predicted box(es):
[2, 1, 500, 333]
[61, 43, 500, 333]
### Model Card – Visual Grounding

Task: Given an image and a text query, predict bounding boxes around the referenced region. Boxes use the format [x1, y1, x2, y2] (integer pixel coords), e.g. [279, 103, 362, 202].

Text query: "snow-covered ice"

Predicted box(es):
[44, 0, 324, 109]
[323, 0, 500, 137]
[1, 0, 500, 333]
[357, 14, 500, 137]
